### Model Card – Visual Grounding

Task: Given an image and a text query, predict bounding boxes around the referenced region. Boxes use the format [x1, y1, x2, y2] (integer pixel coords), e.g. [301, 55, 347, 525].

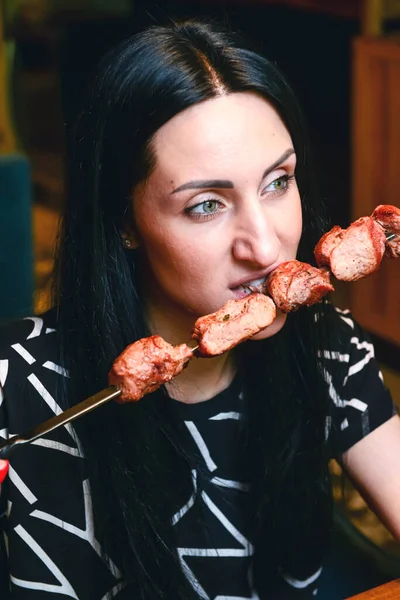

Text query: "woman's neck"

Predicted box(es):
[145, 297, 237, 404]
[167, 351, 237, 404]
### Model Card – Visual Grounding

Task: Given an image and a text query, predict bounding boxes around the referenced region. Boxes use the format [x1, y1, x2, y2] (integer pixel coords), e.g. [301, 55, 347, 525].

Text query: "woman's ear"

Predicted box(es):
[121, 201, 140, 249]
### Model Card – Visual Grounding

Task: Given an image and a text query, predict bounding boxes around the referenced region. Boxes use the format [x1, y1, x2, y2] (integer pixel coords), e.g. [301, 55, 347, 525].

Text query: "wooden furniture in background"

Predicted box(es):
[351, 37, 400, 346]
[363, 0, 400, 35]
[346, 578, 400, 598]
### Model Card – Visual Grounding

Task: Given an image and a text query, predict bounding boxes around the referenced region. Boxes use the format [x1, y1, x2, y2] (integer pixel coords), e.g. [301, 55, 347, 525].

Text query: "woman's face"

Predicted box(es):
[132, 92, 302, 340]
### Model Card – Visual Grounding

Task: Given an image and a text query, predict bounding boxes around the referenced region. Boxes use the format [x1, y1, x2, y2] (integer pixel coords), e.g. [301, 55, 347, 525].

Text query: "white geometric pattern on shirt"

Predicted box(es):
[31, 478, 121, 579]
[0, 359, 9, 408]
[2, 317, 123, 597]
[173, 417, 259, 600]
[174, 404, 323, 598]
[323, 311, 375, 436]
[11, 524, 79, 598]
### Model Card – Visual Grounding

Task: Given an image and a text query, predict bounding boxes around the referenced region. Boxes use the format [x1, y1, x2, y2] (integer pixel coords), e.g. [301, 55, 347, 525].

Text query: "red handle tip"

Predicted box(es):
[0, 460, 9, 483]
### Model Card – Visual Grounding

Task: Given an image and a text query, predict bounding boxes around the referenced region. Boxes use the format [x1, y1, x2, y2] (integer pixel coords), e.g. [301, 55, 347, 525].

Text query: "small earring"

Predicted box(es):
[121, 235, 133, 248]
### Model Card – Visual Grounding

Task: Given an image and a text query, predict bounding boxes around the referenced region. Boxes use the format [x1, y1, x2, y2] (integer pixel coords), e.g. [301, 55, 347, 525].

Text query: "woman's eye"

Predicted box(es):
[264, 174, 293, 193]
[185, 199, 221, 218]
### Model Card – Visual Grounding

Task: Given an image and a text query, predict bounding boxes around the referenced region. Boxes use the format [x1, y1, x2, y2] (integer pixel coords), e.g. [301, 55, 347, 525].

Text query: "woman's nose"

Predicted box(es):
[232, 204, 280, 266]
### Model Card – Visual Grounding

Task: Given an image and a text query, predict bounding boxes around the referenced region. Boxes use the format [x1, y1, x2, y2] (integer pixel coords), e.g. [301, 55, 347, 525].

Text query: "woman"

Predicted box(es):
[0, 19, 399, 600]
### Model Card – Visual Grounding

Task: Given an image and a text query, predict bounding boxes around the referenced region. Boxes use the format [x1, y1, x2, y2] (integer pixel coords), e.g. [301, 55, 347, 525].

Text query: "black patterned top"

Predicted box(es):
[0, 306, 396, 599]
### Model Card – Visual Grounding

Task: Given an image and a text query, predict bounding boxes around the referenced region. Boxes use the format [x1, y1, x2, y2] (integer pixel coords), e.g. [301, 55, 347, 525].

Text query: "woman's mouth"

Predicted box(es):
[232, 276, 267, 297]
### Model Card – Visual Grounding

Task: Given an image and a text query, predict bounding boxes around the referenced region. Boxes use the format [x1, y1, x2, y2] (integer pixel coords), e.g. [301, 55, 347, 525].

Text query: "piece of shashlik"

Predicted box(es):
[372, 204, 400, 259]
[314, 204, 400, 280]
[264, 261, 333, 313]
[192, 293, 276, 357]
[109, 335, 194, 403]
[314, 216, 386, 281]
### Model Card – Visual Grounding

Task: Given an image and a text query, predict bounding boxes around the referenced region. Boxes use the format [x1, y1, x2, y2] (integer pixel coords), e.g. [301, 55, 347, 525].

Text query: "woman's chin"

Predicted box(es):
[250, 310, 287, 341]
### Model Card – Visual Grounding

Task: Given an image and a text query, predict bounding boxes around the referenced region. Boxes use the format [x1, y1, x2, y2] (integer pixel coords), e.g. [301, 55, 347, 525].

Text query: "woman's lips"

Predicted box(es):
[230, 261, 288, 299]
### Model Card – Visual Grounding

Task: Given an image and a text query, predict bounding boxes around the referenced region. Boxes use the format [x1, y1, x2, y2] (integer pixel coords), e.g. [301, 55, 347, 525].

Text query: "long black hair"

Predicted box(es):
[53, 18, 334, 599]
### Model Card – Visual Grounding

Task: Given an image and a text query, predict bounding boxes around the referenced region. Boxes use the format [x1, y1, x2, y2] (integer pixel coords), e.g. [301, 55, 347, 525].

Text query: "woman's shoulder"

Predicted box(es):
[319, 302, 378, 386]
[0, 309, 69, 431]
[0, 309, 61, 392]
[321, 303, 396, 456]
[0, 309, 58, 353]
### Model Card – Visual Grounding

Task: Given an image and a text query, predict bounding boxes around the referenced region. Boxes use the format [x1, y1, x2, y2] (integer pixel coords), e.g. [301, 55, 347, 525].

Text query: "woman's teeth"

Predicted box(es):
[247, 277, 266, 288]
[238, 277, 266, 293]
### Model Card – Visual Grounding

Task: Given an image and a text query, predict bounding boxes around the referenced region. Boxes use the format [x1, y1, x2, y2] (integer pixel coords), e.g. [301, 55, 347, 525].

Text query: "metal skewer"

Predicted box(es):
[0, 386, 121, 459]
[386, 233, 396, 241]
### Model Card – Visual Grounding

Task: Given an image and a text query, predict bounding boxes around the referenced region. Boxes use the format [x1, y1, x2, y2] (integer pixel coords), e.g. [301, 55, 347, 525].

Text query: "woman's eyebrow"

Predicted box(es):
[170, 147, 295, 194]
[171, 179, 234, 194]
[260, 147, 295, 181]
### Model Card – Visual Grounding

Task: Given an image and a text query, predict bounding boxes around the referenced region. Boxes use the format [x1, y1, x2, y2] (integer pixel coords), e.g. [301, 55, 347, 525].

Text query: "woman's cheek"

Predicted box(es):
[154, 241, 209, 289]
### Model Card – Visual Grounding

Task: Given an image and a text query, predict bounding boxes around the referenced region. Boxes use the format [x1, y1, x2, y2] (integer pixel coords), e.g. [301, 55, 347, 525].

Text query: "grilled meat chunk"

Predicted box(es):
[314, 216, 386, 281]
[109, 335, 193, 402]
[372, 204, 400, 258]
[266, 260, 334, 313]
[192, 293, 276, 357]
[313, 226, 343, 268]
